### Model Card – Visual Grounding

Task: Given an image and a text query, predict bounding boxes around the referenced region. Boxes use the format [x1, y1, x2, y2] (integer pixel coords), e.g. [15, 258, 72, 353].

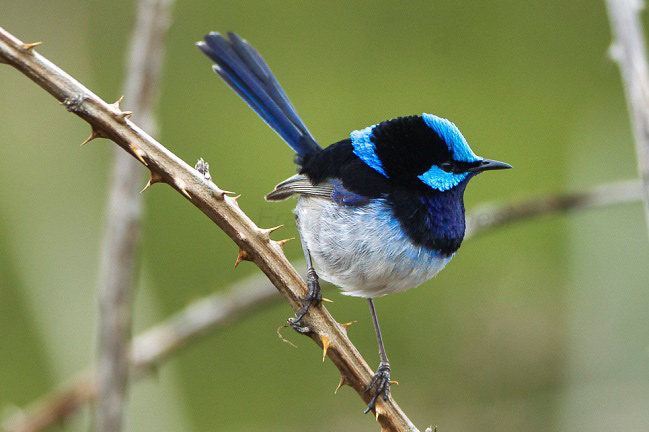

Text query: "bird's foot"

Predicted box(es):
[288, 269, 321, 334]
[363, 362, 391, 414]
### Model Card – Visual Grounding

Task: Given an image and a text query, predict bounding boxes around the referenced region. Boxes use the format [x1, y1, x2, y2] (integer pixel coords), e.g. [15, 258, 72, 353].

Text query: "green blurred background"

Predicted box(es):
[1, 1, 649, 431]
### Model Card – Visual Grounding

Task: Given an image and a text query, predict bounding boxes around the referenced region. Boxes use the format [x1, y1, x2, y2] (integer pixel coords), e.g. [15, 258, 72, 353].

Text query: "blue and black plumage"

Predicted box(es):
[198, 32, 320, 162]
[197, 32, 511, 413]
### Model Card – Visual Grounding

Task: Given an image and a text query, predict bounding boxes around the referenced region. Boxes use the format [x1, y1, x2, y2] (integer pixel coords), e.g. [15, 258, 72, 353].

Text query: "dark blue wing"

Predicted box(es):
[197, 32, 320, 159]
[330, 179, 371, 207]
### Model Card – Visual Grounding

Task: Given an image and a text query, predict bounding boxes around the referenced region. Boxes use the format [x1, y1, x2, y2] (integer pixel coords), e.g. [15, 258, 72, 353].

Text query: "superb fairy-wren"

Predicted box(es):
[197, 32, 511, 412]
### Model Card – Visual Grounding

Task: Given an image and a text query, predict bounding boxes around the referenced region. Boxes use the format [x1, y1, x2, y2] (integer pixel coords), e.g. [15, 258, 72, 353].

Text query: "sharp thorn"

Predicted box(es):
[340, 321, 357, 332]
[112, 96, 124, 109]
[320, 335, 330, 361]
[175, 180, 191, 199]
[21, 41, 42, 52]
[260, 225, 283, 237]
[234, 248, 251, 268]
[231, 194, 241, 202]
[389, 380, 399, 385]
[275, 238, 294, 249]
[321, 297, 334, 303]
[81, 129, 101, 146]
[375, 405, 386, 421]
[140, 172, 163, 193]
[109, 97, 132, 121]
[131, 146, 148, 166]
[216, 190, 236, 200]
[334, 374, 349, 394]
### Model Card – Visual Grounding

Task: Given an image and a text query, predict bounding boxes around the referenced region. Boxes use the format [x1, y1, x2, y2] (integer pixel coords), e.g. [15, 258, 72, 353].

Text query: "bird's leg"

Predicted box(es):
[364, 298, 391, 413]
[288, 217, 321, 333]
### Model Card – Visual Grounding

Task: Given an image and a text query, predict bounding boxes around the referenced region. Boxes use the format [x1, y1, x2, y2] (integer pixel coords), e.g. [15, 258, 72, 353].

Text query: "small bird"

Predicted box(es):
[197, 32, 511, 412]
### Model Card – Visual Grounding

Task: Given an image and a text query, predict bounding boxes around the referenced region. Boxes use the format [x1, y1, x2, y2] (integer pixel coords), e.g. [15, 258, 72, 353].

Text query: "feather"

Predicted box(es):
[198, 32, 320, 159]
[265, 175, 370, 207]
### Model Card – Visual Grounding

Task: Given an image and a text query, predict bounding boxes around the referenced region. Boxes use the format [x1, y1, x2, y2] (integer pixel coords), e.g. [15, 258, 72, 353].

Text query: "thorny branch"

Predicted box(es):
[0, 24, 646, 432]
[0, 27, 418, 431]
[2, 177, 643, 432]
[605, 0, 649, 238]
[94, 1, 174, 432]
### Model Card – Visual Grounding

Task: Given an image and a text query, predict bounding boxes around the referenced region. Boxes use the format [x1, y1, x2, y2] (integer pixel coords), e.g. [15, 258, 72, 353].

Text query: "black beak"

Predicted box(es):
[468, 159, 512, 172]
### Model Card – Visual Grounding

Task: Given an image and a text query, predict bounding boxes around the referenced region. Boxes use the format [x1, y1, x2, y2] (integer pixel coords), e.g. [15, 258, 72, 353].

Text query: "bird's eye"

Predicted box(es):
[440, 161, 455, 173]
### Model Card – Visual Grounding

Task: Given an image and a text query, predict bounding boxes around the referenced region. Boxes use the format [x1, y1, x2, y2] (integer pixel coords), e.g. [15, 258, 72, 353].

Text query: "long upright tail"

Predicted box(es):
[197, 32, 321, 161]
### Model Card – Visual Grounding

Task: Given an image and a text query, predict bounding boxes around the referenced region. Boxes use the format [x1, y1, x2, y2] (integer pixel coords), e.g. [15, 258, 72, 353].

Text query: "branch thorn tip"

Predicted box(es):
[260, 225, 283, 237]
[141, 172, 163, 193]
[112, 96, 124, 108]
[274, 238, 294, 249]
[119, 110, 133, 120]
[81, 128, 103, 146]
[334, 374, 349, 394]
[21, 41, 42, 52]
[131, 146, 148, 166]
[234, 248, 251, 268]
[320, 335, 330, 361]
[340, 321, 357, 333]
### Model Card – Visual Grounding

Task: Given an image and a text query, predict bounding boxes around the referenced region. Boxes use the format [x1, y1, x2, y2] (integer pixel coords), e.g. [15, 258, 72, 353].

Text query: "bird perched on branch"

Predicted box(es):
[197, 32, 511, 413]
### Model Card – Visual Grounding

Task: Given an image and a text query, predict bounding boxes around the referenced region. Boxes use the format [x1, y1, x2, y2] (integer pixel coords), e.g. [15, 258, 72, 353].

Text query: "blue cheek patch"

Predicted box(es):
[351, 125, 389, 178]
[422, 113, 480, 163]
[418, 165, 468, 192]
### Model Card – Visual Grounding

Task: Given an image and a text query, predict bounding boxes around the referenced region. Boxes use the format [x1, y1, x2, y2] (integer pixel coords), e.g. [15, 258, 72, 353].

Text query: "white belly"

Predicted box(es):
[295, 196, 453, 298]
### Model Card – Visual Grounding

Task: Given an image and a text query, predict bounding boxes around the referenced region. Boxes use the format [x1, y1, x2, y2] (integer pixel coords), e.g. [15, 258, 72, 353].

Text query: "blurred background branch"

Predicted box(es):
[605, 0, 649, 238]
[466, 180, 642, 238]
[94, 1, 173, 432]
[2, 271, 282, 432]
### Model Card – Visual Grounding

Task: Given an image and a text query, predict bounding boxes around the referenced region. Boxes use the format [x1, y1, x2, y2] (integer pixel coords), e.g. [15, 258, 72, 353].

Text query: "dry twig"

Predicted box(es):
[2, 273, 281, 432]
[605, 0, 649, 237]
[466, 180, 642, 238]
[94, 1, 174, 431]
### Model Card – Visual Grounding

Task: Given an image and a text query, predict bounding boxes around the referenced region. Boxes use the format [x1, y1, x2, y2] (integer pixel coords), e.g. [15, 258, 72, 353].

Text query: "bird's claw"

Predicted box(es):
[289, 269, 321, 333]
[302, 268, 322, 303]
[363, 362, 391, 414]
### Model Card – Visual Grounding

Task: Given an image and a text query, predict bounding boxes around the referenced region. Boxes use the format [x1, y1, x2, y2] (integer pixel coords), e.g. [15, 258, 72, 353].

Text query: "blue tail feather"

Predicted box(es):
[198, 32, 320, 160]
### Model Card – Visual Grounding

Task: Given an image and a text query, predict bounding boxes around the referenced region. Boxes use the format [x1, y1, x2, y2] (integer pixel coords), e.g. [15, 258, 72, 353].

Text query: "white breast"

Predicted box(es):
[295, 196, 452, 298]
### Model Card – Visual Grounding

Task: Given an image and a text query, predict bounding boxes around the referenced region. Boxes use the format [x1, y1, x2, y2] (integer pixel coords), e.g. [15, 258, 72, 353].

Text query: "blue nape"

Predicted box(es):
[350, 125, 388, 178]
[422, 113, 480, 163]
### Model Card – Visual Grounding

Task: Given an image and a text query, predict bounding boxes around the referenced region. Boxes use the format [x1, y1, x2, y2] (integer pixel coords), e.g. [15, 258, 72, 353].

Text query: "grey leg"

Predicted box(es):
[364, 298, 391, 413]
[289, 216, 321, 332]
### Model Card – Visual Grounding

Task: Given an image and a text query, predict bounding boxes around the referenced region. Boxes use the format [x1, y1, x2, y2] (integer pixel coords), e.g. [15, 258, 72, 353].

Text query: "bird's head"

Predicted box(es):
[351, 113, 511, 193]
